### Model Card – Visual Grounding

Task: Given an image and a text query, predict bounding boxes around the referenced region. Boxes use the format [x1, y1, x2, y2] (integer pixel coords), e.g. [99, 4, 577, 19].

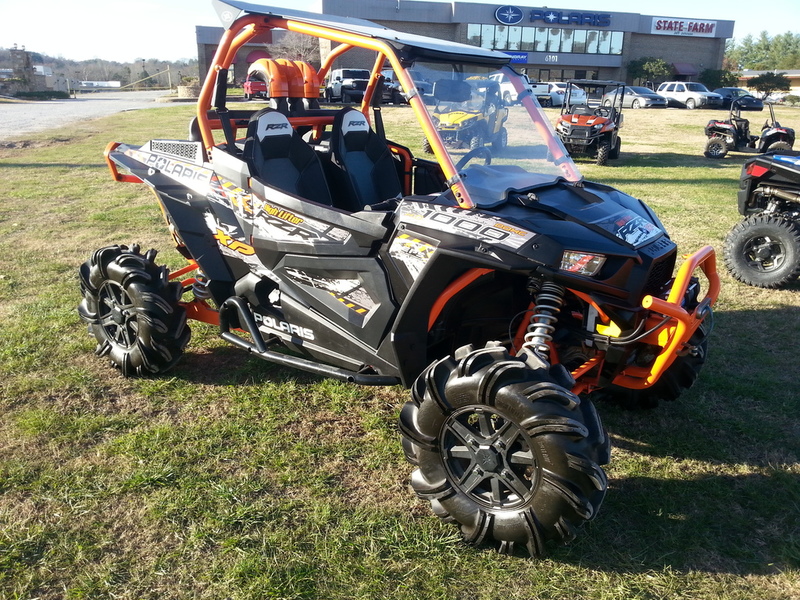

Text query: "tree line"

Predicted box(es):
[0, 49, 199, 88]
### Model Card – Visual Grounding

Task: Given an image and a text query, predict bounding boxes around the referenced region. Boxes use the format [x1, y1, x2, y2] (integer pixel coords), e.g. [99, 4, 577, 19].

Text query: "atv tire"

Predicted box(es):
[767, 141, 792, 153]
[723, 215, 800, 288]
[596, 140, 611, 166]
[78, 245, 190, 377]
[469, 132, 485, 151]
[704, 136, 728, 159]
[422, 137, 433, 154]
[399, 343, 609, 556]
[492, 127, 508, 153]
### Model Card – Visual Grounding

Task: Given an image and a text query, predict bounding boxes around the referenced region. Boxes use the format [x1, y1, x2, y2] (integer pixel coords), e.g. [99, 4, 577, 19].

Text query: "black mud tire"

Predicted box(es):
[596, 140, 610, 166]
[77, 245, 190, 377]
[422, 136, 433, 154]
[592, 325, 710, 410]
[767, 140, 792, 153]
[399, 343, 609, 556]
[723, 215, 800, 288]
[704, 136, 728, 159]
[492, 127, 508, 153]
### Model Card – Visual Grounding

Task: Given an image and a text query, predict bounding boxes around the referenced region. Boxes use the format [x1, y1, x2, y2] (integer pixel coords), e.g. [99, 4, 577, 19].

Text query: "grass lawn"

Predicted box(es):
[0, 101, 799, 600]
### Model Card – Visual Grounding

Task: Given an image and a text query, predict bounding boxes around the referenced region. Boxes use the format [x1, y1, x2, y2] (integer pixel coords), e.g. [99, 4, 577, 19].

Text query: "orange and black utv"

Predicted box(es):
[79, 0, 719, 557]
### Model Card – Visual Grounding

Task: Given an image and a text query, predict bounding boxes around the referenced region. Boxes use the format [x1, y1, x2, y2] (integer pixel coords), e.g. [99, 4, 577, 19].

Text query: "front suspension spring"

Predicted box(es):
[521, 282, 566, 359]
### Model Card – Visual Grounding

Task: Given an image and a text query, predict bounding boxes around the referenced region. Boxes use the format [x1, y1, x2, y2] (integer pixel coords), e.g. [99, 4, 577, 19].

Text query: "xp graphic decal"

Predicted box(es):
[398, 202, 535, 250]
[595, 212, 661, 247]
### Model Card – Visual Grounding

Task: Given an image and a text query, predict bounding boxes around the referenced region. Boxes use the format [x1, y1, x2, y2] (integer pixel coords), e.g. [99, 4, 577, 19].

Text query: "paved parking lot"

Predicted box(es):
[0, 90, 172, 141]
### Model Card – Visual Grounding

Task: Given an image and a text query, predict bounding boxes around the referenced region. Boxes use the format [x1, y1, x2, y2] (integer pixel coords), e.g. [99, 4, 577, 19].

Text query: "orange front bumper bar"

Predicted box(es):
[612, 245, 720, 389]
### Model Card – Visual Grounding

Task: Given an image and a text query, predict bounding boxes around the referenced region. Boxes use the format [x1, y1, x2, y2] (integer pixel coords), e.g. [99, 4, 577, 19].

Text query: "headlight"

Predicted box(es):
[560, 251, 606, 276]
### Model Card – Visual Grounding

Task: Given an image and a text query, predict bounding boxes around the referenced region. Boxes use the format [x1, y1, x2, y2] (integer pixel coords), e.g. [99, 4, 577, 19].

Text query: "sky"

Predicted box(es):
[1, 0, 799, 63]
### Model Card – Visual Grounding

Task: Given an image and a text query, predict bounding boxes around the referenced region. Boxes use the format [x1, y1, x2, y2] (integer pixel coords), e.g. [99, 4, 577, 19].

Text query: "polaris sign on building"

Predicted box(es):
[196, 1, 734, 86]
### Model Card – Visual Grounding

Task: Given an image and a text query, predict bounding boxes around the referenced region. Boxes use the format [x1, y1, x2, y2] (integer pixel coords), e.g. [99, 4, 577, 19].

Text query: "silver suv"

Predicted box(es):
[656, 81, 723, 109]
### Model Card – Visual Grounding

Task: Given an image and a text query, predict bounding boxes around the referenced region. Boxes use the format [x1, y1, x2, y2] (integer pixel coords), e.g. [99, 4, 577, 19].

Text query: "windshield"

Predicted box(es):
[402, 61, 581, 203]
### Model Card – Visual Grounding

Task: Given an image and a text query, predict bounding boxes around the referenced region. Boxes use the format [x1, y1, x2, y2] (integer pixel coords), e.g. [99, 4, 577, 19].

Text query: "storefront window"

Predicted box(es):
[508, 26, 522, 51]
[467, 23, 481, 46]
[610, 31, 623, 55]
[520, 27, 535, 51]
[464, 24, 624, 56]
[572, 29, 587, 53]
[534, 28, 548, 52]
[598, 31, 611, 55]
[560, 30, 574, 53]
[547, 29, 561, 52]
[586, 31, 599, 54]
[480, 24, 494, 49]
[494, 25, 509, 50]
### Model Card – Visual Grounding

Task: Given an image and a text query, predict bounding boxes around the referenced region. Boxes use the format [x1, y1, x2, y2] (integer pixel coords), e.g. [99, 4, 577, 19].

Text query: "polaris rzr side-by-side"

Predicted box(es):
[79, 0, 719, 557]
[724, 152, 800, 287]
[704, 101, 795, 159]
[555, 80, 625, 166]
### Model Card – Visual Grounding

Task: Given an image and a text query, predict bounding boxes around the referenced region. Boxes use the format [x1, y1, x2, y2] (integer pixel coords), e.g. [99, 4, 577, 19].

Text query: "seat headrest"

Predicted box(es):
[252, 109, 293, 142]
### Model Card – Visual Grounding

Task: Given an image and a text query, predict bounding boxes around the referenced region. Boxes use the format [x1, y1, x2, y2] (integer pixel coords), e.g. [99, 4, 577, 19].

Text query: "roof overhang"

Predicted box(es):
[211, 0, 511, 67]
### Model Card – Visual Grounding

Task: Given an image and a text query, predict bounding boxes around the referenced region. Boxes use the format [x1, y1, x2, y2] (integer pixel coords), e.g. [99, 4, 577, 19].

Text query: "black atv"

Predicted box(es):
[724, 152, 800, 287]
[79, 0, 719, 557]
[555, 80, 625, 166]
[704, 100, 795, 159]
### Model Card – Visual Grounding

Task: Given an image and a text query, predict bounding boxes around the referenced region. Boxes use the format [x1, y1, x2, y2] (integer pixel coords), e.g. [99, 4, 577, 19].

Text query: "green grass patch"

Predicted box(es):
[0, 103, 798, 599]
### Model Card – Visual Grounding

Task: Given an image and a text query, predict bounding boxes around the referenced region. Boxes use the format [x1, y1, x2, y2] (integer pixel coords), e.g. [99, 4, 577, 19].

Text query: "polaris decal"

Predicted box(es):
[389, 233, 437, 279]
[128, 148, 213, 194]
[398, 202, 535, 250]
[253, 312, 315, 341]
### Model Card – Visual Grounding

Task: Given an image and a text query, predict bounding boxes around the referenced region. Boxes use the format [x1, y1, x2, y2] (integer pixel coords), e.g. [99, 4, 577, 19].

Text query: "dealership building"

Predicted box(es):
[197, 1, 734, 84]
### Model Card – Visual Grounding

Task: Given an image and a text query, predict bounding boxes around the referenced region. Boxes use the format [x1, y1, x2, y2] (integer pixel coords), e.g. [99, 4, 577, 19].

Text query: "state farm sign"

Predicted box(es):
[651, 17, 717, 37]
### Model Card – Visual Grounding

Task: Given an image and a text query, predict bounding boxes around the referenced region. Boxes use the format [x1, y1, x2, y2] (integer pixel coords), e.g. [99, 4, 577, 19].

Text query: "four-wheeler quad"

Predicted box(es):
[556, 80, 625, 166]
[79, 0, 719, 557]
[724, 152, 800, 287]
[704, 100, 795, 159]
[423, 78, 508, 153]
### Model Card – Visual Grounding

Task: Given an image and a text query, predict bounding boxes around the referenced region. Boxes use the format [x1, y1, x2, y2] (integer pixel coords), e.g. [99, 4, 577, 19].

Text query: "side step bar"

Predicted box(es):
[218, 296, 401, 386]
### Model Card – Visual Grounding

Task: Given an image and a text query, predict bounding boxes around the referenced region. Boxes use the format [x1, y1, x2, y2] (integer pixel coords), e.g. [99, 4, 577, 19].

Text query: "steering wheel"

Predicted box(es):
[455, 146, 492, 170]
[594, 106, 611, 118]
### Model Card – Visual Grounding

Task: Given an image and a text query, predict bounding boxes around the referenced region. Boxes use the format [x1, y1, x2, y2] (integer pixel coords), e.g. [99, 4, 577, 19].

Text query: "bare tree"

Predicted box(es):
[270, 31, 321, 68]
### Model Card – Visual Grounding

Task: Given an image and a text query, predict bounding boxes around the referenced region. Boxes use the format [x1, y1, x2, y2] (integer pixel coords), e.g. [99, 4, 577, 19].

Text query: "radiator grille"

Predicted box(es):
[150, 140, 202, 163]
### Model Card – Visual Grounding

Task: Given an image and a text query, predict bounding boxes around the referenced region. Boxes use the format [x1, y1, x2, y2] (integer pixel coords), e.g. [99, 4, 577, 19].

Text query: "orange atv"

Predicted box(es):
[556, 80, 624, 166]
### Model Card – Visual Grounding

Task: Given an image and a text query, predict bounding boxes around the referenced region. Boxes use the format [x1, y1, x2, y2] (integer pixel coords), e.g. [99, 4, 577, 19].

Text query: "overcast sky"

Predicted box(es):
[1, 0, 798, 63]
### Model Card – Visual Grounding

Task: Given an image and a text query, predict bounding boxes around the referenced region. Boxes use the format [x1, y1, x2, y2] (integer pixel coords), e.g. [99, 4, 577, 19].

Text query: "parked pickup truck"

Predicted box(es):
[489, 72, 550, 106]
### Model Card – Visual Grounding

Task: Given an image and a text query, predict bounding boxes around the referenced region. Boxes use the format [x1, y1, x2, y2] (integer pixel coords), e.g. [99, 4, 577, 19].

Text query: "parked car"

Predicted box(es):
[380, 68, 431, 104]
[324, 68, 370, 103]
[713, 87, 764, 111]
[489, 72, 549, 105]
[656, 81, 723, 109]
[544, 82, 587, 107]
[601, 85, 667, 109]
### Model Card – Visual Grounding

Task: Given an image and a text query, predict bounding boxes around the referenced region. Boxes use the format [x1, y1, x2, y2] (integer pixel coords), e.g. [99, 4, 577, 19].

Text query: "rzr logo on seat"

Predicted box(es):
[347, 119, 368, 128]
[265, 122, 290, 130]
